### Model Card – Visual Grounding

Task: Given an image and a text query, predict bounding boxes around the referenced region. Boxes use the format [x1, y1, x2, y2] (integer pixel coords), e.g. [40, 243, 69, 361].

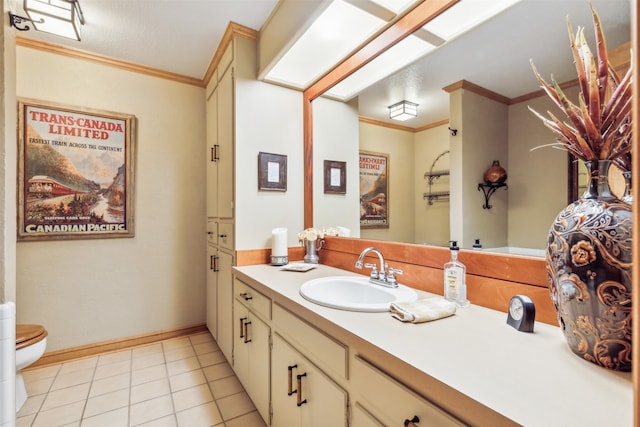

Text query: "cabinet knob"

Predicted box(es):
[219, 234, 228, 238]
[240, 292, 253, 301]
[404, 415, 420, 427]
[207, 231, 214, 235]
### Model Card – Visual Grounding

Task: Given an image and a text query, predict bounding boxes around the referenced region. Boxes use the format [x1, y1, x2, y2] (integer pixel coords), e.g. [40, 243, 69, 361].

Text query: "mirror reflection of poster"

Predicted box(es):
[17, 99, 136, 241]
[359, 151, 389, 229]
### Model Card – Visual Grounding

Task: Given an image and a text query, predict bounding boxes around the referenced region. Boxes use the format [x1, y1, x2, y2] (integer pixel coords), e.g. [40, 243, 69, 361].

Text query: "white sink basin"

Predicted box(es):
[299, 276, 418, 312]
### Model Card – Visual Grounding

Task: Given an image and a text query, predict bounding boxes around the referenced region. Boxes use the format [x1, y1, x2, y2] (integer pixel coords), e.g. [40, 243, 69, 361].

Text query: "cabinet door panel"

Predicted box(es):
[272, 334, 347, 427]
[352, 355, 464, 427]
[205, 87, 218, 218]
[205, 243, 218, 339]
[247, 314, 270, 424]
[217, 66, 234, 219]
[351, 403, 385, 427]
[233, 303, 249, 385]
[216, 250, 234, 363]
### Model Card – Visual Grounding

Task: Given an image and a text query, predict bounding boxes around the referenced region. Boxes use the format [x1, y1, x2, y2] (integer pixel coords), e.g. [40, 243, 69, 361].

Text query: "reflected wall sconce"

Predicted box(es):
[9, 0, 84, 41]
[388, 100, 418, 121]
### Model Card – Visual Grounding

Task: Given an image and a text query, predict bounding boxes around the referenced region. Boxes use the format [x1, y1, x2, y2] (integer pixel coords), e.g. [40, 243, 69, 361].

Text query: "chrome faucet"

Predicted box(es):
[355, 247, 402, 288]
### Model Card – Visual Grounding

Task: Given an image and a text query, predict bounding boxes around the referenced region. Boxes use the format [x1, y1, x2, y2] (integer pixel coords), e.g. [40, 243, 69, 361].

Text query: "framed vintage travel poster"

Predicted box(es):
[17, 99, 136, 241]
[359, 150, 389, 229]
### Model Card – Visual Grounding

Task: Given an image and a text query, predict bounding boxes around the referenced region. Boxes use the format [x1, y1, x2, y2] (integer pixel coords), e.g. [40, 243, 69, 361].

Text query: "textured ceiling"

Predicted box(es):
[12, 0, 280, 79]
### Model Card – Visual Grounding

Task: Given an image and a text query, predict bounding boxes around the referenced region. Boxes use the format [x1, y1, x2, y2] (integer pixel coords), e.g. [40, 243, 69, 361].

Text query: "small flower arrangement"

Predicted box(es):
[297, 227, 341, 242]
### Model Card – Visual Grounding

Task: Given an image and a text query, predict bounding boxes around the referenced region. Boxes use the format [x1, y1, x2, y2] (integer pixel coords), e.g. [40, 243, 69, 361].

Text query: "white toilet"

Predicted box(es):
[15, 324, 47, 411]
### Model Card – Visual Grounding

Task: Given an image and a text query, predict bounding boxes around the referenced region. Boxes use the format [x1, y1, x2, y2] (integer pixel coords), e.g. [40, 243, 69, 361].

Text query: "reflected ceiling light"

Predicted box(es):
[326, 34, 436, 101]
[388, 101, 418, 121]
[11, 0, 85, 41]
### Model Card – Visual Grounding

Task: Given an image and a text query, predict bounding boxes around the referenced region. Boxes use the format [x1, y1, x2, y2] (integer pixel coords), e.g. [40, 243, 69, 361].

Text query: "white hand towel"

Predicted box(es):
[390, 297, 457, 323]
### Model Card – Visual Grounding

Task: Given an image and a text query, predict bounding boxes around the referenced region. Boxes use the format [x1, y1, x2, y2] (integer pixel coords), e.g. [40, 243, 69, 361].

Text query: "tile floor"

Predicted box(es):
[16, 332, 267, 427]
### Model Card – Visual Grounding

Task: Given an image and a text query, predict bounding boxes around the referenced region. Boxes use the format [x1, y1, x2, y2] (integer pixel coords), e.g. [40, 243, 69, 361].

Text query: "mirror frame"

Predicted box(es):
[301, 3, 638, 418]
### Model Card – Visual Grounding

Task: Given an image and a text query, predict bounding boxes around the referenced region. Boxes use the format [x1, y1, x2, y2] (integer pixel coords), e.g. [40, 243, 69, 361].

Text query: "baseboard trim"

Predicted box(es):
[27, 323, 208, 370]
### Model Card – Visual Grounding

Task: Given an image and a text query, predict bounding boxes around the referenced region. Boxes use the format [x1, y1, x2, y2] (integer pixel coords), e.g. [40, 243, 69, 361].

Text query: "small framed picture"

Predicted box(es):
[258, 152, 287, 191]
[324, 160, 346, 194]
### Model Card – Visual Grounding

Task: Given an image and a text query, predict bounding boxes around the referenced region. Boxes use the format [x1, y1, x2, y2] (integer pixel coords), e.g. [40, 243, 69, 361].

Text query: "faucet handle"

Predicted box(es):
[364, 263, 380, 279]
[386, 267, 403, 286]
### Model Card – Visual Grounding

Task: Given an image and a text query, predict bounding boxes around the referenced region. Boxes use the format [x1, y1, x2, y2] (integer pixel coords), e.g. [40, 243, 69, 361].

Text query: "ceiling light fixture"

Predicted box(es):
[10, 0, 85, 41]
[388, 100, 418, 121]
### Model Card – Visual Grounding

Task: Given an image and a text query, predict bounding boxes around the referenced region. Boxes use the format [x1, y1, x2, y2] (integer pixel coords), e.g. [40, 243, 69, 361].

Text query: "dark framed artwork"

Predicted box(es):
[258, 152, 287, 191]
[324, 160, 346, 194]
[359, 150, 389, 229]
[17, 98, 136, 241]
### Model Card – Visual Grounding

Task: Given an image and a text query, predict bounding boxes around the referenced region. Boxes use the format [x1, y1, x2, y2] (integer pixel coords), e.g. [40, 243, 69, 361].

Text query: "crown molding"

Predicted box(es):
[16, 36, 204, 87]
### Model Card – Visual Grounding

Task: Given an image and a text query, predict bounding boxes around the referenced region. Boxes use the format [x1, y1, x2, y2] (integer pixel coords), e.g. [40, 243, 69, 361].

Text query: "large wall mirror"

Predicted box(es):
[303, 0, 630, 254]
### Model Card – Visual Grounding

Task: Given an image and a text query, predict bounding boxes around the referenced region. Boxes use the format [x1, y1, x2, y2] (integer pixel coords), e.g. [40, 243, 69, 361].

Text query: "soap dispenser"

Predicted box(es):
[444, 241, 469, 307]
[473, 239, 482, 250]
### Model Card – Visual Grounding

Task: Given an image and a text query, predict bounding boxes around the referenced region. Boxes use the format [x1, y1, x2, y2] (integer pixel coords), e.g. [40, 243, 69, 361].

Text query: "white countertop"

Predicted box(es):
[233, 264, 633, 427]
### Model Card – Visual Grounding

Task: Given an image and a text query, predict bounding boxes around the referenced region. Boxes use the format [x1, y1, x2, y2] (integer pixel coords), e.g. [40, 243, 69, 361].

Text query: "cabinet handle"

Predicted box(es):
[207, 231, 214, 235]
[287, 365, 297, 396]
[219, 234, 227, 238]
[240, 292, 253, 301]
[404, 416, 420, 427]
[296, 373, 307, 406]
[211, 145, 220, 162]
[243, 321, 252, 343]
[239, 317, 247, 338]
[210, 255, 219, 271]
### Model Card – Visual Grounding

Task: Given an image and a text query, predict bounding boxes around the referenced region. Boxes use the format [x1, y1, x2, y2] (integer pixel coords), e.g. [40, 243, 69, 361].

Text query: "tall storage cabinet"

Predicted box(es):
[205, 35, 256, 367]
[205, 41, 237, 364]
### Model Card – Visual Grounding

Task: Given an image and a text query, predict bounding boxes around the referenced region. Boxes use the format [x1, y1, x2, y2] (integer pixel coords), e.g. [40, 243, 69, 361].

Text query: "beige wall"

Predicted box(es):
[414, 125, 450, 246]
[312, 97, 361, 235]
[453, 89, 509, 249]
[233, 37, 306, 250]
[16, 47, 207, 351]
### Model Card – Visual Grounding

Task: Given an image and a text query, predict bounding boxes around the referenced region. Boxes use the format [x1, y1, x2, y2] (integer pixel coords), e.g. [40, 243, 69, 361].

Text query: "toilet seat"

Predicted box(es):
[16, 324, 48, 350]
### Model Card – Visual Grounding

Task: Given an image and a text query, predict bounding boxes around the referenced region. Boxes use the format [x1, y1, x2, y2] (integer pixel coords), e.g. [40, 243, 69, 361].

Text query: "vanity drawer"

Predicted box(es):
[217, 221, 234, 251]
[273, 303, 347, 380]
[234, 278, 271, 320]
[351, 355, 465, 427]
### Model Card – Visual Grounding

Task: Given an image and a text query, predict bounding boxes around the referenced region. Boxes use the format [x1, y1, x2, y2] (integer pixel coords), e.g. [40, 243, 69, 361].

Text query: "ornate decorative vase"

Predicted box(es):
[483, 160, 507, 184]
[546, 160, 632, 371]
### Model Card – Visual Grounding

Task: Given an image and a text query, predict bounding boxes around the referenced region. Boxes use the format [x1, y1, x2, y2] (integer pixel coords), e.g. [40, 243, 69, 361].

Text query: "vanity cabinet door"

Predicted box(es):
[271, 333, 348, 427]
[216, 250, 234, 363]
[205, 242, 218, 338]
[352, 355, 465, 427]
[233, 301, 270, 424]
